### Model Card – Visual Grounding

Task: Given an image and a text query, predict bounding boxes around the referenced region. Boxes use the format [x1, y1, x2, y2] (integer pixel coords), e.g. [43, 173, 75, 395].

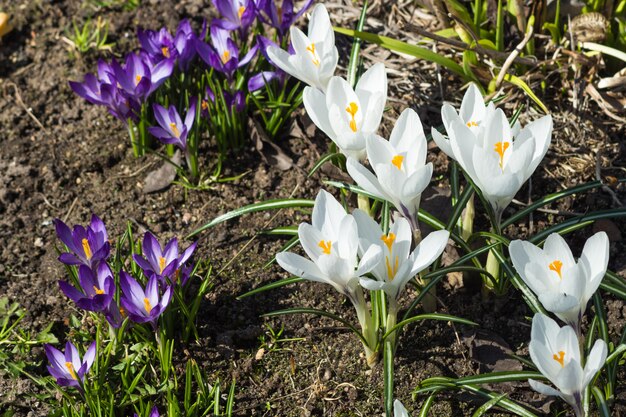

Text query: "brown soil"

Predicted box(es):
[1, 1, 625, 416]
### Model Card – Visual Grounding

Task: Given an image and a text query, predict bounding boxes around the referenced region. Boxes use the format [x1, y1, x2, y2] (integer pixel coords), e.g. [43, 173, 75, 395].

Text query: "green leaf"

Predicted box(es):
[472, 393, 508, 417]
[592, 386, 611, 417]
[383, 313, 477, 341]
[347, 0, 368, 87]
[187, 198, 314, 237]
[529, 207, 626, 244]
[308, 152, 342, 177]
[333, 28, 468, 80]
[384, 340, 394, 417]
[237, 277, 303, 299]
[502, 74, 548, 114]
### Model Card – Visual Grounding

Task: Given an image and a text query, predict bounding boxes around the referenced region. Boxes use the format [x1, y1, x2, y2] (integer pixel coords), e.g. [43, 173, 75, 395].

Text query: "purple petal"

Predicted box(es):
[58, 280, 86, 304]
[238, 43, 259, 67]
[120, 271, 146, 309]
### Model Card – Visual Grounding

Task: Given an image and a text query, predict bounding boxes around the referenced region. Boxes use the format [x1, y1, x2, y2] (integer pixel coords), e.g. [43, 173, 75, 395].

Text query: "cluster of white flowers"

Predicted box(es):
[268, 5, 610, 416]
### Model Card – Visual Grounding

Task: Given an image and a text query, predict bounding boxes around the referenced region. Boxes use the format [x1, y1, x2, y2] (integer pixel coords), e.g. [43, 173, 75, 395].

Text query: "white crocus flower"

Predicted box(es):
[394, 400, 410, 417]
[353, 210, 449, 302]
[509, 232, 609, 335]
[347, 108, 432, 230]
[528, 313, 607, 417]
[432, 84, 553, 224]
[303, 63, 387, 160]
[266, 4, 338, 92]
[276, 190, 382, 363]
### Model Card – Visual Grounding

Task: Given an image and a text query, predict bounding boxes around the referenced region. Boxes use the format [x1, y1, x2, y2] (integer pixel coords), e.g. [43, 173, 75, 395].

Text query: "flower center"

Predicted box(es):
[238, 6, 246, 19]
[169, 122, 180, 138]
[466, 120, 478, 127]
[549, 260, 563, 279]
[201, 100, 208, 111]
[552, 350, 565, 367]
[221, 50, 231, 64]
[345, 102, 358, 132]
[318, 240, 332, 255]
[135, 74, 142, 85]
[65, 362, 78, 380]
[93, 285, 104, 295]
[306, 43, 320, 66]
[391, 155, 404, 170]
[161, 46, 170, 58]
[493, 141, 510, 169]
[82, 238, 93, 260]
[119, 307, 126, 317]
[143, 297, 152, 313]
[385, 255, 399, 280]
[380, 233, 396, 252]
[159, 256, 166, 274]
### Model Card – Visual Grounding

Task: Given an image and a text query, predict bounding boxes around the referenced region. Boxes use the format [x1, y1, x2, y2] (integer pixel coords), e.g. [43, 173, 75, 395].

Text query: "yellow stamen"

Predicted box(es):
[553, 350, 565, 367]
[159, 257, 166, 274]
[318, 240, 332, 255]
[93, 285, 104, 295]
[493, 141, 510, 169]
[119, 307, 126, 317]
[391, 155, 404, 170]
[143, 298, 152, 313]
[238, 6, 246, 18]
[82, 238, 92, 260]
[161, 46, 170, 58]
[175, 269, 181, 283]
[466, 121, 478, 127]
[65, 362, 78, 380]
[306, 43, 320, 66]
[221, 50, 231, 64]
[169, 122, 180, 138]
[385, 256, 399, 280]
[345, 102, 358, 132]
[201, 100, 208, 110]
[380, 233, 396, 252]
[135, 74, 142, 85]
[549, 260, 563, 279]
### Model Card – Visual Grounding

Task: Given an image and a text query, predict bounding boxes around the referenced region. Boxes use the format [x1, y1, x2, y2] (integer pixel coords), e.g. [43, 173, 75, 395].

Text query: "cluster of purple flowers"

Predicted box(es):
[54, 215, 197, 329]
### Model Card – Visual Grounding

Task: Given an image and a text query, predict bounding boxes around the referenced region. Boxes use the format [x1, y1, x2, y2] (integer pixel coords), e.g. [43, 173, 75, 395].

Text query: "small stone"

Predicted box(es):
[34, 237, 43, 247]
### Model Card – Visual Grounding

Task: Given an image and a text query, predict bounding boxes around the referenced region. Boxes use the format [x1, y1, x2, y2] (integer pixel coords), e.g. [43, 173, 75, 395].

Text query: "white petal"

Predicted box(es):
[276, 252, 324, 282]
[409, 230, 450, 276]
[303, 86, 334, 138]
[359, 277, 386, 292]
[528, 379, 562, 397]
[579, 231, 609, 302]
[393, 399, 410, 417]
[356, 245, 383, 276]
[543, 233, 576, 269]
[355, 63, 387, 133]
[346, 157, 386, 200]
[308, 4, 333, 44]
[459, 83, 485, 124]
[582, 339, 607, 388]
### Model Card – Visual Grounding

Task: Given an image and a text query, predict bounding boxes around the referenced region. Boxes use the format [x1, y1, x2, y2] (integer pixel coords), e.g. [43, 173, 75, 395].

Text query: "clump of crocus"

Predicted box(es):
[304, 63, 387, 160]
[347, 108, 433, 231]
[138, 19, 202, 71]
[432, 83, 553, 224]
[276, 190, 382, 364]
[120, 272, 172, 327]
[267, 3, 338, 92]
[45, 341, 96, 390]
[509, 232, 609, 336]
[528, 313, 607, 417]
[133, 407, 160, 417]
[212, 0, 257, 35]
[54, 214, 110, 269]
[132, 232, 197, 286]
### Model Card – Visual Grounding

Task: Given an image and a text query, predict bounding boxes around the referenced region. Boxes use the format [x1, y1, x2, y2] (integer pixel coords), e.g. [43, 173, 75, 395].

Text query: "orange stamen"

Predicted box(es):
[306, 43, 320, 66]
[318, 240, 332, 255]
[65, 362, 78, 380]
[135, 74, 142, 85]
[143, 297, 152, 313]
[119, 307, 126, 317]
[552, 351, 565, 367]
[385, 256, 399, 280]
[493, 141, 510, 169]
[93, 285, 104, 295]
[549, 260, 563, 279]
[221, 50, 231, 64]
[161, 46, 170, 58]
[380, 233, 396, 252]
[466, 121, 478, 127]
[159, 257, 166, 274]
[345, 102, 358, 132]
[391, 155, 404, 170]
[169, 122, 180, 138]
[201, 100, 208, 110]
[82, 239, 92, 260]
[238, 6, 246, 18]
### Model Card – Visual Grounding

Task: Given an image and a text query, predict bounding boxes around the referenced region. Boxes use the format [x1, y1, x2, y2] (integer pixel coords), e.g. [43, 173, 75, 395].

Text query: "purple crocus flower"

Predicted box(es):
[224, 89, 246, 112]
[212, 0, 257, 34]
[45, 341, 96, 389]
[200, 86, 216, 117]
[196, 25, 258, 79]
[58, 263, 115, 312]
[119, 271, 172, 325]
[112, 53, 174, 100]
[134, 407, 160, 417]
[138, 27, 177, 63]
[148, 99, 197, 152]
[103, 299, 124, 328]
[255, 0, 313, 39]
[132, 232, 197, 285]
[55, 214, 110, 269]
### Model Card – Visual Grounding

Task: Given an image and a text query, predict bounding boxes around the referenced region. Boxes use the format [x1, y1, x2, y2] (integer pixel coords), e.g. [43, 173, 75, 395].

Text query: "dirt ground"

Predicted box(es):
[1, 0, 625, 416]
